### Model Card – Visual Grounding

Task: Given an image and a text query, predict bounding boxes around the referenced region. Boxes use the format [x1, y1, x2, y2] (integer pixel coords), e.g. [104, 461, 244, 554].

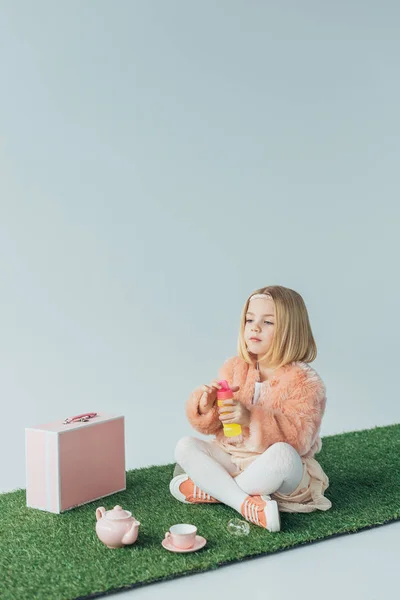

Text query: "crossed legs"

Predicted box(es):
[173, 436, 304, 513]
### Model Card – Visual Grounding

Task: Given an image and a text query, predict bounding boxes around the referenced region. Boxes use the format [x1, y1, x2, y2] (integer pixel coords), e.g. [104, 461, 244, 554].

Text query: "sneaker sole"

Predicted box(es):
[263, 497, 281, 532]
[169, 474, 191, 504]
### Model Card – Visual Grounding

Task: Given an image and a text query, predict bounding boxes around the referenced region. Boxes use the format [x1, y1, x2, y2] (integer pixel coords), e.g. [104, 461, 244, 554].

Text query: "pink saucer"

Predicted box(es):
[161, 535, 207, 553]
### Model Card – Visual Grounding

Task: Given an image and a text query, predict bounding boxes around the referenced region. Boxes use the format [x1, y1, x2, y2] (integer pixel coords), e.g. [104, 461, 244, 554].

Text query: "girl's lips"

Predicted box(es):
[250, 338, 261, 342]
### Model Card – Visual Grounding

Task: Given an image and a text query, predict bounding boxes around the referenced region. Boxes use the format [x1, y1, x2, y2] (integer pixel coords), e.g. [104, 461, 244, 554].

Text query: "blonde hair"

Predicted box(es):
[237, 285, 317, 369]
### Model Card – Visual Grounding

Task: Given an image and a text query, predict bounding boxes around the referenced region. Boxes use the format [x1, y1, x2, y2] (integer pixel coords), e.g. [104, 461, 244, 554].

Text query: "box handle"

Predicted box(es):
[63, 412, 98, 425]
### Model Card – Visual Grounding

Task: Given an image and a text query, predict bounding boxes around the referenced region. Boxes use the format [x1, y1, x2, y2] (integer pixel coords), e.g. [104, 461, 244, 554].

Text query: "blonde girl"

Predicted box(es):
[170, 285, 332, 532]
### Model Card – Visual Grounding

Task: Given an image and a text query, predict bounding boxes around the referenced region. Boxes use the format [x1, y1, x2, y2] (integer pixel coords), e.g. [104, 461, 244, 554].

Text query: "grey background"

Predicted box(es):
[1, 1, 399, 598]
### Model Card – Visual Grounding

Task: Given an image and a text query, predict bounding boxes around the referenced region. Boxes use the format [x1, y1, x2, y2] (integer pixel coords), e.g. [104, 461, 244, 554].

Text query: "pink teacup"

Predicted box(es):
[165, 524, 197, 549]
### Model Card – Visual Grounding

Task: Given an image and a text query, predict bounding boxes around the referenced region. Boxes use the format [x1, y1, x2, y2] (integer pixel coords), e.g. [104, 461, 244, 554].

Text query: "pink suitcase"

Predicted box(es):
[25, 412, 126, 513]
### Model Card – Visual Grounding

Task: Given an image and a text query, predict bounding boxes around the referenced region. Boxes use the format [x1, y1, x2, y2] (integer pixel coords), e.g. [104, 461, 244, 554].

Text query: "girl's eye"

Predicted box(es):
[245, 319, 273, 325]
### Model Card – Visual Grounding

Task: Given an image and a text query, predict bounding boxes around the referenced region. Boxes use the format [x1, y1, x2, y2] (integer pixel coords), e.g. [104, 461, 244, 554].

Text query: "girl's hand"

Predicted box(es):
[199, 380, 240, 415]
[218, 399, 250, 427]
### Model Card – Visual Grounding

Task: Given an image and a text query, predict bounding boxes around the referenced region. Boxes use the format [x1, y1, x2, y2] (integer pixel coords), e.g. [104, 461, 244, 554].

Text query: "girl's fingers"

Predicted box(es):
[211, 382, 222, 389]
[218, 408, 234, 416]
[203, 383, 240, 392]
[219, 415, 236, 423]
[202, 385, 212, 393]
[203, 382, 222, 392]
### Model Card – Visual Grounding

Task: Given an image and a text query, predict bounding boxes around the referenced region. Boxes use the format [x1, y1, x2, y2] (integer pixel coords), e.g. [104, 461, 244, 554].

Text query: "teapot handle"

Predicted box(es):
[96, 507, 106, 521]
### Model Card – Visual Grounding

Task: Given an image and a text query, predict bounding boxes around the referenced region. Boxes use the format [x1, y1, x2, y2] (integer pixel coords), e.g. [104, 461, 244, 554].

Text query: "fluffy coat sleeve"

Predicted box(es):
[185, 357, 236, 435]
[248, 368, 327, 456]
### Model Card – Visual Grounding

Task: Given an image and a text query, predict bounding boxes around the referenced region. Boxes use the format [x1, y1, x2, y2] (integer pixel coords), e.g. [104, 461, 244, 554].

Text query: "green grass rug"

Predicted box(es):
[1, 423, 400, 600]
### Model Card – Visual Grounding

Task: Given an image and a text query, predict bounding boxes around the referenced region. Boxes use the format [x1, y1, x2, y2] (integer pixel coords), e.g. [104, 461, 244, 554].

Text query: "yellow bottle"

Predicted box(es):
[217, 379, 242, 437]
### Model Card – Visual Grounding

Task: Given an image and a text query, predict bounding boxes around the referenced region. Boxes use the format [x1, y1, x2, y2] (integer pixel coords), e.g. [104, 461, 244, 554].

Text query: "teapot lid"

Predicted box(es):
[105, 505, 132, 520]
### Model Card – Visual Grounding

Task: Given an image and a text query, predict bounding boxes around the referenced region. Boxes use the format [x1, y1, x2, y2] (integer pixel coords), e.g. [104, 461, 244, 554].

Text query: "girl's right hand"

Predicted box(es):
[199, 380, 240, 414]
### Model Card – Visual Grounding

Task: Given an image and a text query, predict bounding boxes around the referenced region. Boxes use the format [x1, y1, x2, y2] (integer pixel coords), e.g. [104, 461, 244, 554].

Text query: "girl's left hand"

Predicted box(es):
[218, 400, 251, 427]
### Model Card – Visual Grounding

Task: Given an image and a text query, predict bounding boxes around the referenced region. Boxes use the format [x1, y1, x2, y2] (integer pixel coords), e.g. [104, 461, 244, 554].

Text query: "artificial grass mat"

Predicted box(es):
[1, 423, 400, 600]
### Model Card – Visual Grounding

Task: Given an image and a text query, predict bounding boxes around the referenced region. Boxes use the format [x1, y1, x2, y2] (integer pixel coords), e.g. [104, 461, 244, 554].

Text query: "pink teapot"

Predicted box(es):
[95, 505, 140, 549]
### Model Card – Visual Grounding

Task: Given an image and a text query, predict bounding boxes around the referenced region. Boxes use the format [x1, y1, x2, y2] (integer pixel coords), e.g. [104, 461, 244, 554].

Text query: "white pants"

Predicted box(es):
[174, 436, 304, 513]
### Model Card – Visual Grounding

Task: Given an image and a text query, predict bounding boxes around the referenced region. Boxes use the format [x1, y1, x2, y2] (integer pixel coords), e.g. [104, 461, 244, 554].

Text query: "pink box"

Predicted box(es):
[25, 413, 126, 513]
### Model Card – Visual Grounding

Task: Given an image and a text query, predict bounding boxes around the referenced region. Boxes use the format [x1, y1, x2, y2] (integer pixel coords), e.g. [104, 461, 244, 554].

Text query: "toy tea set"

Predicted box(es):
[25, 382, 246, 553]
[95, 505, 207, 552]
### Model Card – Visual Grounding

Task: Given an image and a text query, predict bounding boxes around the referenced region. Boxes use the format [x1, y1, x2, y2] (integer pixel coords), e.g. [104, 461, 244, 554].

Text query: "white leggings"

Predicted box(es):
[174, 436, 304, 513]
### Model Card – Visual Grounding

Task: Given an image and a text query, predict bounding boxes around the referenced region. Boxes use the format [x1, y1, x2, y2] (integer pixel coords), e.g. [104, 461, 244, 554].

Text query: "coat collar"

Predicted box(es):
[233, 359, 292, 408]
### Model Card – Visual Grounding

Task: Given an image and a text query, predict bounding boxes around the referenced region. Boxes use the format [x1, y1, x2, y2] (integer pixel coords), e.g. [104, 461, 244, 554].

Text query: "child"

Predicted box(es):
[170, 285, 332, 532]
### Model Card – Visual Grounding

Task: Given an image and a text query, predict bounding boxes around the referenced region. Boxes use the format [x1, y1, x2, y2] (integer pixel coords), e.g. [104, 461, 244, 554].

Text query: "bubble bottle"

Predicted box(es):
[217, 380, 242, 437]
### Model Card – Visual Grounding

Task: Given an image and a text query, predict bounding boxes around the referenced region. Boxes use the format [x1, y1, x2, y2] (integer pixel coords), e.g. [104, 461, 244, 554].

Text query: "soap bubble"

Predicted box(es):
[227, 518, 250, 536]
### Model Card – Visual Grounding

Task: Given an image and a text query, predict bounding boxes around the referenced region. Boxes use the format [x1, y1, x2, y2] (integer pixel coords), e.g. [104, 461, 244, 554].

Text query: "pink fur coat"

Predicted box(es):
[186, 356, 326, 460]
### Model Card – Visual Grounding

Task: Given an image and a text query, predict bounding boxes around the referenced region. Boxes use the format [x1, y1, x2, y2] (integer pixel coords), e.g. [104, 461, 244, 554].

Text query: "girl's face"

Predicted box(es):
[244, 297, 276, 357]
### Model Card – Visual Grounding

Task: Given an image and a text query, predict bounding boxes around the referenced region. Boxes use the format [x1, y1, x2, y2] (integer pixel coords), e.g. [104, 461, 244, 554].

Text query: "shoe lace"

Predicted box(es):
[242, 497, 264, 525]
[193, 484, 213, 501]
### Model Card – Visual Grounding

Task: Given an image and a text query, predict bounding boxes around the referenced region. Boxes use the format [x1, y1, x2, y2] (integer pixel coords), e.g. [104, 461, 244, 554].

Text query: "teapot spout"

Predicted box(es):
[122, 520, 140, 545]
